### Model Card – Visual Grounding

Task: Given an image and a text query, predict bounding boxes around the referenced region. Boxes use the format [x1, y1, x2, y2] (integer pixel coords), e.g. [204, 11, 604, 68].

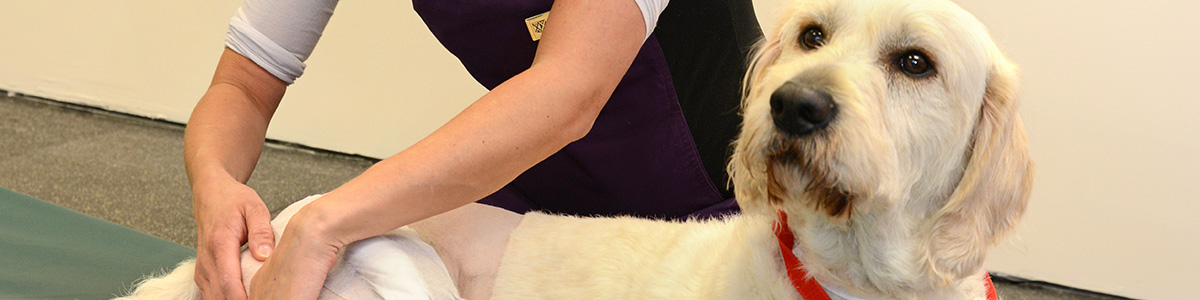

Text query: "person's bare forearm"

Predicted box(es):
[187, 48, 289, 299]
[184, 48, 286, 189]
[185, 85, 269, 186]
[309, 63, 610, 245]
[296, 0, 646, 249]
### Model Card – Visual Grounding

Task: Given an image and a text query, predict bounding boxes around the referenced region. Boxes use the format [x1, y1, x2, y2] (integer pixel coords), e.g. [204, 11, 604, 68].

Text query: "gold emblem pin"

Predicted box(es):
[525, 11, 550, 41]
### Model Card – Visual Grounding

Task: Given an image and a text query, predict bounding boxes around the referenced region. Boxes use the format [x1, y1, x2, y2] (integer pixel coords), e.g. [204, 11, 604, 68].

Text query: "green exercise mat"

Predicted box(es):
[0, 187, 195, 300]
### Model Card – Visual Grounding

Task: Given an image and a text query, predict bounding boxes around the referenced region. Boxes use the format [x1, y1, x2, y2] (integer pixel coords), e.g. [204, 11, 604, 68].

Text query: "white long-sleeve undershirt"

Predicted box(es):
[225, 0, 669, 84]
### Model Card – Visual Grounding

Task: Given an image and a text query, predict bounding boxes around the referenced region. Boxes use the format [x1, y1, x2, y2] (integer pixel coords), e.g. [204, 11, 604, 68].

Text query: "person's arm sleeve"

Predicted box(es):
[632, 0, 669, 39]
[225, 0, 340, 84]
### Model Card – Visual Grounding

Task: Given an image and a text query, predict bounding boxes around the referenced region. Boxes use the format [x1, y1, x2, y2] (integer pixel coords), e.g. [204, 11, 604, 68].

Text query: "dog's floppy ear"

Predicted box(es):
[730, 35, 784, 214]
[741, 37, 783, 102]
[928, 58, 1033, 282]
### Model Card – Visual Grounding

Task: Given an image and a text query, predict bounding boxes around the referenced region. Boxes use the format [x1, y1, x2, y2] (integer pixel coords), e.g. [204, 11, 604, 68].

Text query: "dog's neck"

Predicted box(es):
[772, 200, 981, 300]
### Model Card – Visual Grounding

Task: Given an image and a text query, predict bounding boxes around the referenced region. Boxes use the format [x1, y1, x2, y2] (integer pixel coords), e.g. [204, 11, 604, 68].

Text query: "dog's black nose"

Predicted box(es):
[770, 82, 837, 137]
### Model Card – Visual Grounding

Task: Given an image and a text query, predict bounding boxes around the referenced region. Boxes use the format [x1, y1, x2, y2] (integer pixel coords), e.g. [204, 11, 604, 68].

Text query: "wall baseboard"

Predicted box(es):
[1, 90, 381, 165]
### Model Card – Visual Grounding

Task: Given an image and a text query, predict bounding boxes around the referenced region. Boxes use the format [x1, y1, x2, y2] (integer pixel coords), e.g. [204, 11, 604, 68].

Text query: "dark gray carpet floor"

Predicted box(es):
[0, 92, 1129, 300]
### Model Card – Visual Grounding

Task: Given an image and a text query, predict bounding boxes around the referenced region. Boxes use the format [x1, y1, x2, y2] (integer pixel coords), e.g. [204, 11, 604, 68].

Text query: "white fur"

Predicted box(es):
[118, 1, 1029, 299]
[116, 259, 202, 300]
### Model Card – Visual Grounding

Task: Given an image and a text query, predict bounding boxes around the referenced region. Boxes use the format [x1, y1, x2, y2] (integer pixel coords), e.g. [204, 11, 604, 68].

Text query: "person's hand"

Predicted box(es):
[249, 204, 343, 300]
[192, 176, 276, 300]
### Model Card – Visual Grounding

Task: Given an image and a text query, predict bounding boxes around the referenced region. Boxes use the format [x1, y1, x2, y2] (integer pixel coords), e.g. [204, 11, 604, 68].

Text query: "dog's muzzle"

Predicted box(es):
[770, 81, 837, 137]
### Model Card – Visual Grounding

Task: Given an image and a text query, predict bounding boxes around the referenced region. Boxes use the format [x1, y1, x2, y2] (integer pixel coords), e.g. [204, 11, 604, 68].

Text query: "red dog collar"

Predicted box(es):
[773, 210, 998, 300]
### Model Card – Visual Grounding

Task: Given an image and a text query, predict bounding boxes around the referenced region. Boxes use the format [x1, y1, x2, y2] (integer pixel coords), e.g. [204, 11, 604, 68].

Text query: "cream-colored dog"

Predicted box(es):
[498, 1, 1031, 298]
[119, 0, 1030, 299]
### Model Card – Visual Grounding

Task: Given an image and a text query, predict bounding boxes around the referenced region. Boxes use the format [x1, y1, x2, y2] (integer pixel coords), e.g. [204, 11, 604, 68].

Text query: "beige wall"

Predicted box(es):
[958, 2, 1199, 299]
[0, 0, 486, 159]
[3, 1, 1198, 299]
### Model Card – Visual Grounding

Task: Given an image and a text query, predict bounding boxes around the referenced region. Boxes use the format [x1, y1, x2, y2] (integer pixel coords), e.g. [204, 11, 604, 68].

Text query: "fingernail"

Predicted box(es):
[258, 245, 272, 257]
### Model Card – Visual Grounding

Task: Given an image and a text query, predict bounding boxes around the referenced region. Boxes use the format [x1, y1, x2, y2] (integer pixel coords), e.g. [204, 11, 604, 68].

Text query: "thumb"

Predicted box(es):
[245, 205, 276, 261]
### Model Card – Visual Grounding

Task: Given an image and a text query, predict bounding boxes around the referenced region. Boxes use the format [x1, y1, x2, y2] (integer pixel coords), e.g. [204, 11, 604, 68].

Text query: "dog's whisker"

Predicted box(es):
[765, 136, 856, 218]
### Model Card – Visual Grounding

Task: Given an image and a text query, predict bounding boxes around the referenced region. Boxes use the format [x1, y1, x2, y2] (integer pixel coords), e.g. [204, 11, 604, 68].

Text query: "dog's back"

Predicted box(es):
[490, 213, 797, 300]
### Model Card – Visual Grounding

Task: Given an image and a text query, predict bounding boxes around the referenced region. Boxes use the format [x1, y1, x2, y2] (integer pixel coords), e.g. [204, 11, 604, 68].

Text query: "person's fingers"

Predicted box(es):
[245, 203, 276, 261]
[196, 227, 228, 300]
[195, 253, 218, 300]
[215, 235, 250, 300]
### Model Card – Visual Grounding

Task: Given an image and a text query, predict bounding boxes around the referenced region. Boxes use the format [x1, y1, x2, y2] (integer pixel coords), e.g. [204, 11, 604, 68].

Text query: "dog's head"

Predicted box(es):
[730, 0, 1032, 284]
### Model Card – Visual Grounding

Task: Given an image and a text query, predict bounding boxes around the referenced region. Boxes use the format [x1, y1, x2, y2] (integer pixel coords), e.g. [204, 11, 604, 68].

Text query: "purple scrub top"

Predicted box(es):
[412, 0, 754, 220]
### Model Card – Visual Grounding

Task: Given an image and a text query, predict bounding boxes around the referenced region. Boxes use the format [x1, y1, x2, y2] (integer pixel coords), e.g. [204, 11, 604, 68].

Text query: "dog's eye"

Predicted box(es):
[799, 26, 826, 50]
[896, 51, 935, 78]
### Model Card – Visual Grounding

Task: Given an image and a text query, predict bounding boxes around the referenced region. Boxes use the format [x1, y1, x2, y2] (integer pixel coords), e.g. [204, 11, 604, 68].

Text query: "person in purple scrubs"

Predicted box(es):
[185, 0, 760, 298]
